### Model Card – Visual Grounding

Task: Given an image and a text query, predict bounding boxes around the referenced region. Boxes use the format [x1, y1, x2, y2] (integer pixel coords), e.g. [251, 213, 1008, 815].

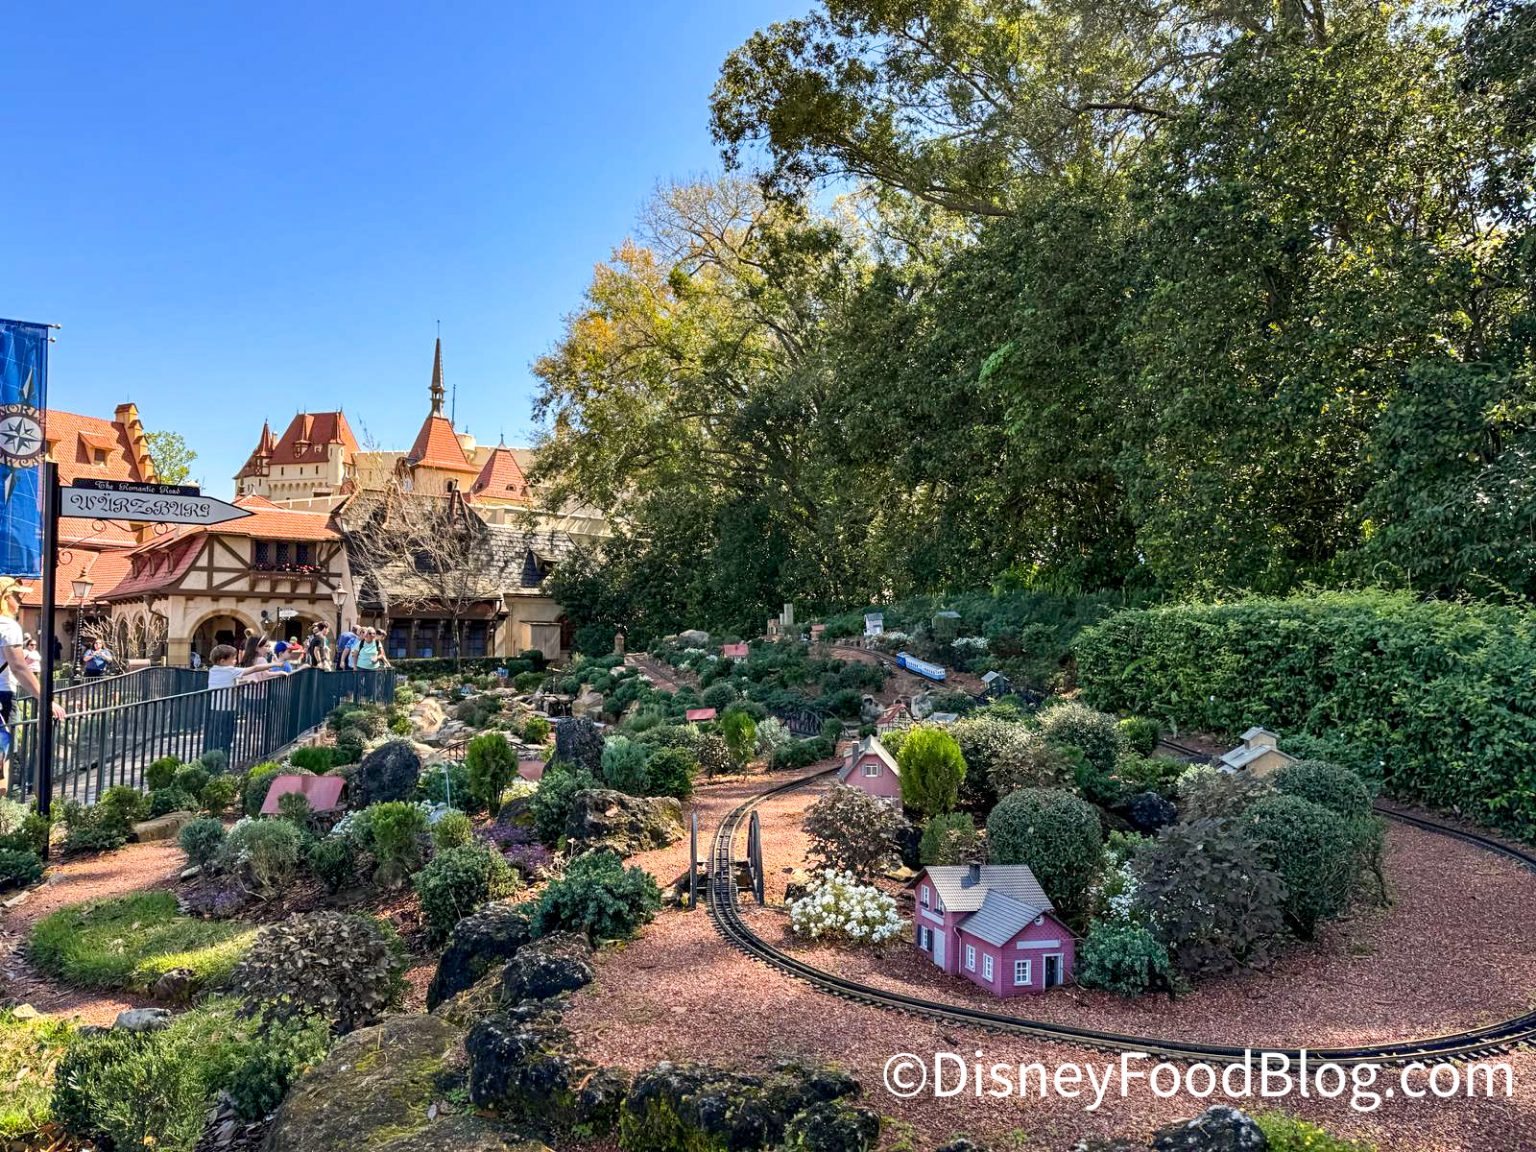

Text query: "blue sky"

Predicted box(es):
[3, 1, 801, 494]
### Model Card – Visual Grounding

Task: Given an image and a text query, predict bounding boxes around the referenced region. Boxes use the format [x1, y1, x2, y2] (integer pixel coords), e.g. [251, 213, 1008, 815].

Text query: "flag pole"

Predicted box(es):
[35, 460, 59, 853]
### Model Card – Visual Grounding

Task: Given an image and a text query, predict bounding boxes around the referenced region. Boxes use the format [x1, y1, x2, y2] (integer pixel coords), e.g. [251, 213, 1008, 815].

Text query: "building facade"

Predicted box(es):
[913, 864, 1075, 997]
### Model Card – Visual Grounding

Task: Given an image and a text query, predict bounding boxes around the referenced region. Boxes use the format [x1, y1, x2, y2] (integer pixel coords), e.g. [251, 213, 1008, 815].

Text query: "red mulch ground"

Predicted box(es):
[565, 767, 1536, 1151]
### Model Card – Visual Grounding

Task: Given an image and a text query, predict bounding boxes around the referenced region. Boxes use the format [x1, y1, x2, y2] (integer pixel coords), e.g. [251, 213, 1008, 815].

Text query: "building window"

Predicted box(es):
[862, 762, 879, 777]
[295, 542, 311, 565]
[919, 885, 930, 909]
[254, 541, 271, 565]
[463, 620, 488, 658]
[965, 945, 976, 972]
[275, 541, 291, 566]
[982, 954, 993, 981]
[387, 622, 408, 659]
[920, 926, 931, 951]
[1013, 959, 1032, 986]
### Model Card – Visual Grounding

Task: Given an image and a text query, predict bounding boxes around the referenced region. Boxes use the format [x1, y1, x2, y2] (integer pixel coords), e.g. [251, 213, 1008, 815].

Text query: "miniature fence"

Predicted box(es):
[5, 668, 397, 807]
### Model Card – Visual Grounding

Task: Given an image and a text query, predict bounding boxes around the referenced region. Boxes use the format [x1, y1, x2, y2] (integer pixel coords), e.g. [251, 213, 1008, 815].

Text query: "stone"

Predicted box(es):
[466, 1007, 597, 1127]
[180, 865, 203, 882]
[935, 1142, 991, 1152]
[432, 968, 505, 1030]
[132, 811, 199, 842]
[1070, 1142, 1143, 1152]
[677, 629, 710, 647]
[9, 1004, 39, 1020]
[783, 868, 815, 903]
[781, 1100, 882, 1152]
[574, 1066, 630, 1139]
[411, 697, 446, 736]
[114, 1007, 172, 1032]
[353, 740, 423, 807]
[1150, 1107, 1267, 1152]
[150, 966, 199, 1003]
[425, 901, 536, 1011]
[1122, 791, 1178, 835]
[374, 1116, 549, 1152]
[265, 1014, 463, 1152]
[571, 689, 605, 720]
[564, 789, 684, 856]
[2, 890, 29, 909]
[499, 933, 594, 1005]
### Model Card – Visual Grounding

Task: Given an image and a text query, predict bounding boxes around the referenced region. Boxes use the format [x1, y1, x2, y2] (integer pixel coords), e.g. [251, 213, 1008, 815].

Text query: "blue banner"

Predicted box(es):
[0, 319, 49, 577]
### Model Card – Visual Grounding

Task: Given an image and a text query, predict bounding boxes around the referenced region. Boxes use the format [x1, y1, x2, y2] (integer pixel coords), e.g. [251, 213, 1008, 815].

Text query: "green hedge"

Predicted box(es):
[1075, 592, 1536, 838]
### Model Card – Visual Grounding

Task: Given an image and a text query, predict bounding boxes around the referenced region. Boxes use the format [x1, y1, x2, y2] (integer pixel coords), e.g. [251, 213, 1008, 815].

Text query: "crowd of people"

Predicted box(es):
[220, 621, 390, 686]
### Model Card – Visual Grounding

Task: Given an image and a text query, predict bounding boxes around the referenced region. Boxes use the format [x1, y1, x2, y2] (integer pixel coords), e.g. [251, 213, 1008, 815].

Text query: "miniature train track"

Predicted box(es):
[706, 767, 1536, 1066]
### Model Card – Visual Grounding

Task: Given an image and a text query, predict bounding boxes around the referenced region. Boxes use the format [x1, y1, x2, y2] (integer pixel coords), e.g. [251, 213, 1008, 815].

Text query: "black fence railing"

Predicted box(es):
[52, 666, 206, 713]
[6, 669, 397, 807]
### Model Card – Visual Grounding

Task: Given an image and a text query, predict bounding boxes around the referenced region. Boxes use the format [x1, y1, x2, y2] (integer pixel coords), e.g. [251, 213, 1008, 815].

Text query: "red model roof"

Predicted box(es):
[271, 412, 358, 467]
[235, 420, 278, 480]
[408, 413, 477, 472]
[470, 442, 530, 500]
[685, 707, 717, 722]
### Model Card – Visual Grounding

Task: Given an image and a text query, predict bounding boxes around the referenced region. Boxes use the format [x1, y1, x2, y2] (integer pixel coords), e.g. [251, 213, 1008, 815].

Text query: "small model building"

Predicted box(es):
[913, 863, 1075, 996]
[875, 699, 911, 734]
[1218, 726, 1299, 778]
[980, 670, 1012, 698]
[685, 707, 718, 723]
[721, 642, 749, 660]
[836, 734, 901, 802]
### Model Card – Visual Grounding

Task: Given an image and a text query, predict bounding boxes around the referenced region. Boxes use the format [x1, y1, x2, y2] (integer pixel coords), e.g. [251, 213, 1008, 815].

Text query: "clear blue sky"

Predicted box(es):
[3, 2, 801, 494]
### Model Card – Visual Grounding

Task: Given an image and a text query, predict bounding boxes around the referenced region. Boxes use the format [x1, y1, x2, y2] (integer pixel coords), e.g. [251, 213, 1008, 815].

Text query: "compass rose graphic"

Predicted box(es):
[0, 405, 44, 465]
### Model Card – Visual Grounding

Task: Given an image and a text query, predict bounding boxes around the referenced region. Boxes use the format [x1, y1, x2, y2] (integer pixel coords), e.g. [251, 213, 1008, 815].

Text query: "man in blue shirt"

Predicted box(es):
[335, 626, 360, 671]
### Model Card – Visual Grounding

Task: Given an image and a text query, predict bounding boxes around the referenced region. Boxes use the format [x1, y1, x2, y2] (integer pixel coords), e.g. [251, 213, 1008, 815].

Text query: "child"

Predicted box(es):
[204, 643, 240, 757]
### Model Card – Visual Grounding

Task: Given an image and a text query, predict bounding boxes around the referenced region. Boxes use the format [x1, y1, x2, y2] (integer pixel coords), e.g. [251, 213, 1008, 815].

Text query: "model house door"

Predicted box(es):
[933, 929, 946, 969]
[1044, 954, 1062, 987]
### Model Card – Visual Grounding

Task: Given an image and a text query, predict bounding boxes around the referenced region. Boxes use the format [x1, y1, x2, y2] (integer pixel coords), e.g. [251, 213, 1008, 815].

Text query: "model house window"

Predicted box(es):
[862, 762, 879, 776]
[982, 955, 994, 981]
[965, 945, 976, 972]
[920, 926, 931, 950]
[1013, 959, 1032, 986]
[919, 885, 930, 909]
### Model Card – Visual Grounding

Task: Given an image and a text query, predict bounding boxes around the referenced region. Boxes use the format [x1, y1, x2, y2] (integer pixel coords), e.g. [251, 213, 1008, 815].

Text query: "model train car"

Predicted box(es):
[895, 651, 947, 682]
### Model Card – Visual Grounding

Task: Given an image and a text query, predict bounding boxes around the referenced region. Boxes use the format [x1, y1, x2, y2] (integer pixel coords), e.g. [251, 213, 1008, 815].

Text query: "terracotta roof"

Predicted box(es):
[267, 411, 358, 467]
[236, 420, 278, 480]
[469, 442, 530, 501]
[132, 494, 338, 552]
[44, 410, 145, 487]
[16, 547, 135, 608]
[106, 537, 206, 599]
[407, 413, 477, 472]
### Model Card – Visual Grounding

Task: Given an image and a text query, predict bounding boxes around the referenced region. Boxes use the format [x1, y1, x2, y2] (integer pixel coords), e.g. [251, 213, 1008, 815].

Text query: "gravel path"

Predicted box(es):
[0, 839, 184, 1024]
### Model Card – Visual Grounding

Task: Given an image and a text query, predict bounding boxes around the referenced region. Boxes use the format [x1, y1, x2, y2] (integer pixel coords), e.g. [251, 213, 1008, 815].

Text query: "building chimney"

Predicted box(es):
[967, 862, 981, 884]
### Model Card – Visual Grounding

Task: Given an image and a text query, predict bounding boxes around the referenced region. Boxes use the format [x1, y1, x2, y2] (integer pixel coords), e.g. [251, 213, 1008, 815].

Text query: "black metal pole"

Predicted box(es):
[36, 461, 59, 854]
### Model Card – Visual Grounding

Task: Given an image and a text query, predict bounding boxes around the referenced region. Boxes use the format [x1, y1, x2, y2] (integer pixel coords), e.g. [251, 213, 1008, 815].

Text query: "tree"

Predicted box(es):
[600, 736, 651, 796]
[1037, 700, 1124, 775]
[918, 812, 981, 867]
[1242, 794, 1355, 939]
[1077, 921, 1177, 998]
[803, 784, 911, 880]
[718, 709, 758, 767]
[985, 788, 1101, 920]
[896, 727, 966, 818]
[464, 732, 515, 813]
[145, 430, 197, 485]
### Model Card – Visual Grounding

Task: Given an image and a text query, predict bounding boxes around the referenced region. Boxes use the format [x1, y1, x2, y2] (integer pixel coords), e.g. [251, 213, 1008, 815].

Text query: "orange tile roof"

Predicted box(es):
[236, 420, 277, 480]
[107, 537, 205, 599]
[407, 413, 477, 472]
[44, 409, 146, 488]
[131, 494, 338, 554]
[469, 443, 530, 501]
[17, 547, 135, 608]
[267, 411, 359, 467]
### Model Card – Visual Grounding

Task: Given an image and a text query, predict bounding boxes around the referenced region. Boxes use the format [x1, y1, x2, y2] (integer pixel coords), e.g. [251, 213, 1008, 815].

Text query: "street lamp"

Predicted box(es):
[330, 587, 349, 670]
[70, 569, 94, 676]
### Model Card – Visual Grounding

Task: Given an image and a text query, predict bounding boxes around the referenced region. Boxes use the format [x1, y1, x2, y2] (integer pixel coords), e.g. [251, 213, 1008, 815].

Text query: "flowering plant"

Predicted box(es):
[788, 869, 903, 945]
[952, 635, 989, 652]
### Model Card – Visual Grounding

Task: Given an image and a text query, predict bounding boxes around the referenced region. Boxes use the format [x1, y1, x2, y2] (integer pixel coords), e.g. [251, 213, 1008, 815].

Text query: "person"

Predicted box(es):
[22, 637, 41, 679]
[335, 625, 360, 671]
[81, 637, 112, 679]
[356, 627, 380, 670]
[0, 578, 66, 793]
[189, 649, 202, 671]
[242, 640, 300, 683]
[239, 628, 262, 668]
[204, 643, 241, 755]
[304, 623, 330, 670]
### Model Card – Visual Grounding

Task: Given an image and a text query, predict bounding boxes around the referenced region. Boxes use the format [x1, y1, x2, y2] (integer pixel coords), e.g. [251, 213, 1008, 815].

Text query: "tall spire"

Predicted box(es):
[429, 337, 445, 415]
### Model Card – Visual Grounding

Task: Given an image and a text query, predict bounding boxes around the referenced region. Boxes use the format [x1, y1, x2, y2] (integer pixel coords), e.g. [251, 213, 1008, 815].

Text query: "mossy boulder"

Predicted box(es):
[465, 1004, 599, 1129]
[374, 1115, 549, 1152]
[782, 1100, 882, 1152]
[354, 740, 423, 807]
[563, 788, 684, 856]
[264, 1013, 462, 1152]
[499, 932, 593, 1005]
[425, 901, 536, 1011]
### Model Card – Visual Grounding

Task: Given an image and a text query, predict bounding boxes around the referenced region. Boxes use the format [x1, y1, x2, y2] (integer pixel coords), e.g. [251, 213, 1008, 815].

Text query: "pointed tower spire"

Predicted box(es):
[429, 337, 445, 416]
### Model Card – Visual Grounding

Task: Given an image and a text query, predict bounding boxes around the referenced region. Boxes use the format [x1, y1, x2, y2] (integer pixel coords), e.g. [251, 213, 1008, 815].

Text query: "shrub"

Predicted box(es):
[332, 725, 367, 765]
[534, 850, 661, 941]
[363, 801, 430, 886]
[529, 762, 598, 845]
[701, 682, 738, 711]
[918, 813, 981, 867]
[986, 788, 1102, 919]
[896, 727, 967, 818]
[389, 712, 413, 736]
[306, 835, 356, 893]
[145, 757, 181, 791]
[754, 716, 791, 752]
[803, 785, 911, 880]
[172, 765, 210, 799]
[466, 731, 517, 811]
[148, 787, 199, 818]
[0, 1009, 74, 1138]
[201, 775, 239, 815]
[98, 785, 149, 827]
[1118, 716, 1161, 757]
[421, 760, 474, 810]
[600, 734, 651, 795]
[276, 791, 313, 830]
[787, 870, 903, 944]
[523, 714, 552, 743]
[1175, 764, 1271, 821]
[221, 818, 304, 896]
[431, 809, 474, 851]
[1038, 700, 1125, 775]
[414, 842, 519, 943]
[1242, 794, 1356, 938]
[1112, 753, 1186, 799]
[455, 693, 502, 729]
[196, 749, 229, 775]
[230, 911, 404, 1032]
[178, 817, 227, 869]
[0, 799, 49, 856]
[643, 746, 697, 800]
[513, 670, 545, 693]
[1132, 817, 1286, 978]
[1077, 921, 1176, 996]
[288, 746, 334, 773]
[693, 731, 734, 776]
[719, 709, 757, 766]
[30, 891, 253, 992]
[1273, 759, 1374, 822]
[1255, 1113, 1380, 1152]
[0, 848, 42, 891]
[242, 764, 284, 818]
[61, 801, 130, 855]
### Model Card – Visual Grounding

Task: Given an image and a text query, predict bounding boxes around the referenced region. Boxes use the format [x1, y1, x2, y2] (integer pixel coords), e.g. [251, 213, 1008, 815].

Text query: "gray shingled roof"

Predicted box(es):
[957, 889, 1048, 947]
[836, 735, 900, 783]
[921, 864, 1053, 914]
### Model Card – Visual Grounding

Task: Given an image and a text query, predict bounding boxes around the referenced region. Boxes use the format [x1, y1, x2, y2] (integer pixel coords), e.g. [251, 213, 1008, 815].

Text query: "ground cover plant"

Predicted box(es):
[0, 1010, 74, 1140]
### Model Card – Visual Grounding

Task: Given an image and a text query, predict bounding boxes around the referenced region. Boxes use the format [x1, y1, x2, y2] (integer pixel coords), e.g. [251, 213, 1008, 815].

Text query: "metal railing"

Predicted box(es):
[53, 666, 206, 713]
[5, 668, 397, 806]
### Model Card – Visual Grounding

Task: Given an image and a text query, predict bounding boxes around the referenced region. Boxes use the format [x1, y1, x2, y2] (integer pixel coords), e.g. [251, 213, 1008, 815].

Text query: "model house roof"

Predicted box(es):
[1219, 742, 1298, 772]
[957, 889, 1050, 947]
[1239, 726, 1278, 743]
[685, 707, 717, 722]
[920, 864, 1053, 915]
[470, 441, 530, 501]
[722, 642, 749, 659]
[836, 735, 899, 783]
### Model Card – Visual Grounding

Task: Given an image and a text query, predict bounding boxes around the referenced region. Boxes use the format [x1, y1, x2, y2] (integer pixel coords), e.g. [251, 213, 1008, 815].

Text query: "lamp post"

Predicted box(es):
[70, 569, 94, 679]
[330, 587, 348, 670]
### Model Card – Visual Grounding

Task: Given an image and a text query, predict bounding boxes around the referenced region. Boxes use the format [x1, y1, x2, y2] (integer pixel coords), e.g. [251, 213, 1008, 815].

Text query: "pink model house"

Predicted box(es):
[722, 642, 750, 660]
[836, 735, 902, 802]
[913, 864, 1075, 997]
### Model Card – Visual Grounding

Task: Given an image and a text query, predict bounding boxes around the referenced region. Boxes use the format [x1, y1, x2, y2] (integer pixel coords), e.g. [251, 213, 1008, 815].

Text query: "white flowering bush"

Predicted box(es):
[788, 869, 904, 945]
[952, 635, 989, 652]
[755, 716, 792, 752]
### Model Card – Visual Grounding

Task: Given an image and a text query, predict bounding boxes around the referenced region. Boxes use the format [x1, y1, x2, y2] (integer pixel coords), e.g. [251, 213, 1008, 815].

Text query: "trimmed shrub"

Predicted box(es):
[1118, 716, 1161, 757]
[200, 775, 239, 815]
[1273, 759, 1374, 822]
[896, 727, 967, 818]
[534, 851, 661, 942]
[242, 764, 284, 818]
[196, 749, 229, 775]
[529, 762, 598, 846]
[97, 785, 149, 827]
[918, 812, 981, 867]
[172, 765, 210, 799]
[148, 788, 198, 818]
[523, 714, 552, 743]
[1038, 699, 1125, 775]
[306, 836, 356, 893]
[643, 746, 697, 800]
[986, 788, 1102, 919]
[803, 785, 912, 880]
[431, 809, 474, 851]
[0, 848, 43, 891]
[1243, 794, 1356, 938]
[1175, 764, 1270, 821]
[362, 801, 430, 886]
[178, 817, 227, 869]
[288, 746, 334, 774]
[60, 802, 128, 855]
[221, 818, 304, 896]
[145, 757, 181, 791]
[1077, 920, 1176, 996]
[230, 911, 404, 1032]
[601, 735, 652, 795]
[466, 731, 517, 811]
[414, 842, 519, 943]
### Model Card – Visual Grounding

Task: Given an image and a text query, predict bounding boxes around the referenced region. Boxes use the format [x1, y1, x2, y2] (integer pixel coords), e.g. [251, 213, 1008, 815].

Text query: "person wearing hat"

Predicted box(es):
[0, 577, 66, 792]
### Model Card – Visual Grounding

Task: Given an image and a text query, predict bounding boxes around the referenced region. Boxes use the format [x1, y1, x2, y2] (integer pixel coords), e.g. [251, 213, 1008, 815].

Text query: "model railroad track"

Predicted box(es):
[706, 766, 1536, 1066]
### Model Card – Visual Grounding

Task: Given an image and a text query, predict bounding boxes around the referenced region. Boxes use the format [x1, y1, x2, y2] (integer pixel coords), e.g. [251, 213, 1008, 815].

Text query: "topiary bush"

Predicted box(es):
[985, 787, 1102, 920]
[172, 765, 210, 800]
[178, 817, 227, 870]
[200, 775, 239, 815]
[642, 746, 697, 800]
[534, 850, 661, 942]
[803, 785, 912, 881]
[1077, 920, 1176, 997]
[917, 812, 981, 867]
[1242, 794, 1356, 938]
[288, 746, 334, 774]
[600, 735, 651, 795]
[466, 731, 516, 812]
[0, 847, 43, 891]
[529, 762, 598, 846]
[362, 801, 430, 886]
[148, 788, 198, 818]
[896, 727, 967, 818]
[229, 911, 404, 1032]
[414, 841, 520, 943]
[1038, 699, 1125, 775]
[145, 757, 181, 792]
[220, 818, 304, 896]
[1272, 759, 1374, 821]
[431, 809, 474, 851]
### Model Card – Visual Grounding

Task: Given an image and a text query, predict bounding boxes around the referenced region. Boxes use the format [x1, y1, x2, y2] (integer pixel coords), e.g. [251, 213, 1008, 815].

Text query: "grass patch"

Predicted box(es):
[1257, 1112, 1379, 1151]
[0, 1011, 74, 1138]
[29, 891, 255, 994]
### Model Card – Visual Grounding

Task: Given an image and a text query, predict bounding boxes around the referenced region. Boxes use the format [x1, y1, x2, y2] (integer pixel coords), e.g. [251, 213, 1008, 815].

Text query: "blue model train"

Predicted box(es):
[895, 651, 947, 682]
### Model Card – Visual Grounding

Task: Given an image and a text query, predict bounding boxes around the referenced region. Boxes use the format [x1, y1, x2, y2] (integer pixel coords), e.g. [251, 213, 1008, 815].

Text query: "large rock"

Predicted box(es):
[1151, 1107, 1267, 1152]
[500, 933, 594, 1005]
[618, 1061, 860, 1152]
[466, 1005, 602, 1131]
[677, 629, 710, 647]
[114, 1008, 171, 1032]
[425, 902, 536, 1011]
[374, 1116, 549, 1152]
[265, 1014, 464, 1152]
[554, 718, 604, 773]
[132, 811, 199, 842]
[410, 697, 446, 737]
[781, 1100, 881, 1152]
[1122, 791, 1178, 835]
[571, 689, 606, 720]
[564, 789, 684, 856]
[353, 740, 423, 807]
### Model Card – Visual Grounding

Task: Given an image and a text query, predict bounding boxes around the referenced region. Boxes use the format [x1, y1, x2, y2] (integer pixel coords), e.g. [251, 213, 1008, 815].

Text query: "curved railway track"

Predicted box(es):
[706, 767, 1536, 1066]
